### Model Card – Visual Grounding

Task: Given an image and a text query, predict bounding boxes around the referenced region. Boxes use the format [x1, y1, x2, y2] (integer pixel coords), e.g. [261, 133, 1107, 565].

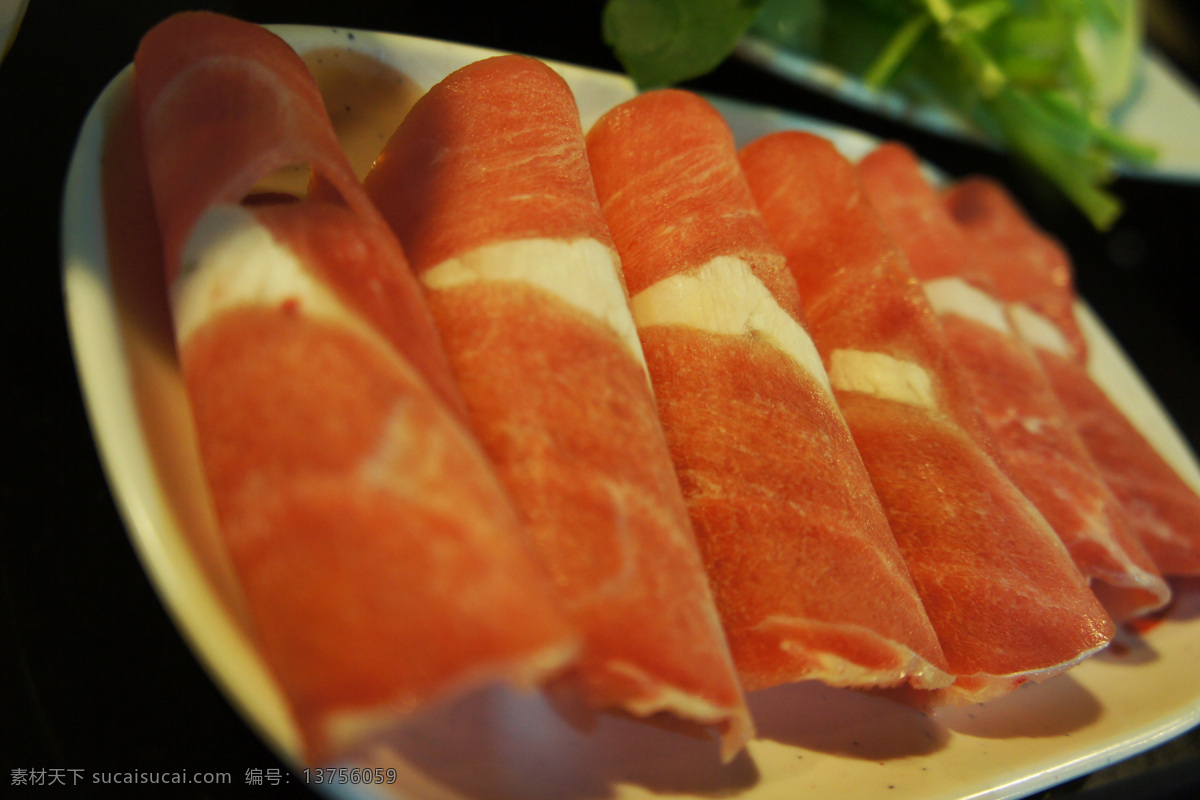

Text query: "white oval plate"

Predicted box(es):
[62, 23, 1200, 800]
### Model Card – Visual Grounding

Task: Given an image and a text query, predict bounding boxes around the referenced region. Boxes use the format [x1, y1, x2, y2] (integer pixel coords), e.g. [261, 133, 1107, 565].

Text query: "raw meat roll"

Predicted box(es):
[588, 90, 952, 699]
[857, 144, 1169, 620]
[132, 12, 577, 761]
[363, 56, 752, 759]
[742, 131, 1113, 704]
[944, 177, 1200, 575]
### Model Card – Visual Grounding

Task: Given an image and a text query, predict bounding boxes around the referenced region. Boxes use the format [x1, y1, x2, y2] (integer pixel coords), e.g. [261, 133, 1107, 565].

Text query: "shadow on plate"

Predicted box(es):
[747, 681, 949, 760]
[1094, 625, 1162, 666]
[354, 685, 760, 800]
[935, 673, 1102, 739]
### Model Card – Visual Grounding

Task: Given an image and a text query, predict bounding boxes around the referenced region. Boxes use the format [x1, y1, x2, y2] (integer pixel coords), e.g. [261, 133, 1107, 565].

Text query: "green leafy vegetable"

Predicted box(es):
[863, 13, 932, 88]
[603, 0, 1157, 229]
[603, 0, 767, 88]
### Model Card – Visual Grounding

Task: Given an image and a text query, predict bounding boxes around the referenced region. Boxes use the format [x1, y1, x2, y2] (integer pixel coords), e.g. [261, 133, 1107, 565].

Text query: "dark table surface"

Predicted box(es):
[3, 1, 1199, 797]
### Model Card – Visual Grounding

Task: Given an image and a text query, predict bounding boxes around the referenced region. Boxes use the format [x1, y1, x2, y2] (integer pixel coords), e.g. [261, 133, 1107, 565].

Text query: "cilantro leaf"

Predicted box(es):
[603, 0, 767, 88]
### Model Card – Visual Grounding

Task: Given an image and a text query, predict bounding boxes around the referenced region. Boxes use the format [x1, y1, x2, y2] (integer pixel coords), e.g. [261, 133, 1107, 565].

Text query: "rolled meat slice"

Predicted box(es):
[741, 131, 1113, 705]
[944, 177, 1200, 575]
[362, 56, 752, 759]
[586, 90, 952, 699]
[132, 12, 577, 762]
[856, 144, 1169, 620]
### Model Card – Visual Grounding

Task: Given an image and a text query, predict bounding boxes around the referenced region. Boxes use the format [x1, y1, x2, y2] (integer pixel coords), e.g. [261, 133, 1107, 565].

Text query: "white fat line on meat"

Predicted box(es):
[828, 350, 936, 409]
[175, 203, 531, 517]
[174, 204, 380, 347]
[602, 659, 752, 761]
[420, 238, 649, 376]
[923, 276, 1011, 335]
[603, 661, 734, 720]
[755, 615, 953, 690]
[628, 255, 832, 395]
[1009, 302, 1072, 358]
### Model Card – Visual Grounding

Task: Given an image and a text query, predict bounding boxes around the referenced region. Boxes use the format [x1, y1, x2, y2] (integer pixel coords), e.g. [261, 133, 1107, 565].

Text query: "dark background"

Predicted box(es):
[3, 1, 1199, 797]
